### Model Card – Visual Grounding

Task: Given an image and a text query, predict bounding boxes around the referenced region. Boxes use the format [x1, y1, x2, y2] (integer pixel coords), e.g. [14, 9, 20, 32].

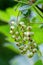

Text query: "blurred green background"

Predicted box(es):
[0, 0, 43, 65]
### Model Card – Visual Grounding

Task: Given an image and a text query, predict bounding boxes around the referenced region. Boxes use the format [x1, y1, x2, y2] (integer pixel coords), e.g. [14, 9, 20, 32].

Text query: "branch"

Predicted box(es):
[33, 6, 43, 18]
[14, 0, 29, 4]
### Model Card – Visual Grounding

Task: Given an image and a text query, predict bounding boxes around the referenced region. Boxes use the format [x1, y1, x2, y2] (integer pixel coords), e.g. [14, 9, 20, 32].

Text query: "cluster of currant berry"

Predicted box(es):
[9, 20, 38, 58]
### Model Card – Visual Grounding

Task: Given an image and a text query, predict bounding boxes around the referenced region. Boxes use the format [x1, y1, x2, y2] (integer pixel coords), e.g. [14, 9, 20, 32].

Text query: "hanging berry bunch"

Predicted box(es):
[9, 18, 38, 58]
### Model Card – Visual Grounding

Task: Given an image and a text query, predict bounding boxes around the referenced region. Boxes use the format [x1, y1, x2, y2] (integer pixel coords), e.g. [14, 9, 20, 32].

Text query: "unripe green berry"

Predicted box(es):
[10, 26, 14, 29]
[10, 30, 13, 34]
[22, 25, 26, 28]
[21, 50, 25, 54]
[34, 43, 37, 47]
[11, 21, 15, 25]
[32, 48, 37, 53]
[27, 26, 32, 30]
[19, 45, 24, 50]
[19, 22, 24, 25]
[12, 35, 15, 39]
[16, 31, 19, 35]
[27, 52, 33, 58]
[16, 42, 20, 46]
[23, 48, 27, 52]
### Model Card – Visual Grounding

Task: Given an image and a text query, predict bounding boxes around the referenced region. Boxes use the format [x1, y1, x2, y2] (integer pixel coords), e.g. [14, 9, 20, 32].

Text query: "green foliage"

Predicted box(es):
[0, 0, 43, 65]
